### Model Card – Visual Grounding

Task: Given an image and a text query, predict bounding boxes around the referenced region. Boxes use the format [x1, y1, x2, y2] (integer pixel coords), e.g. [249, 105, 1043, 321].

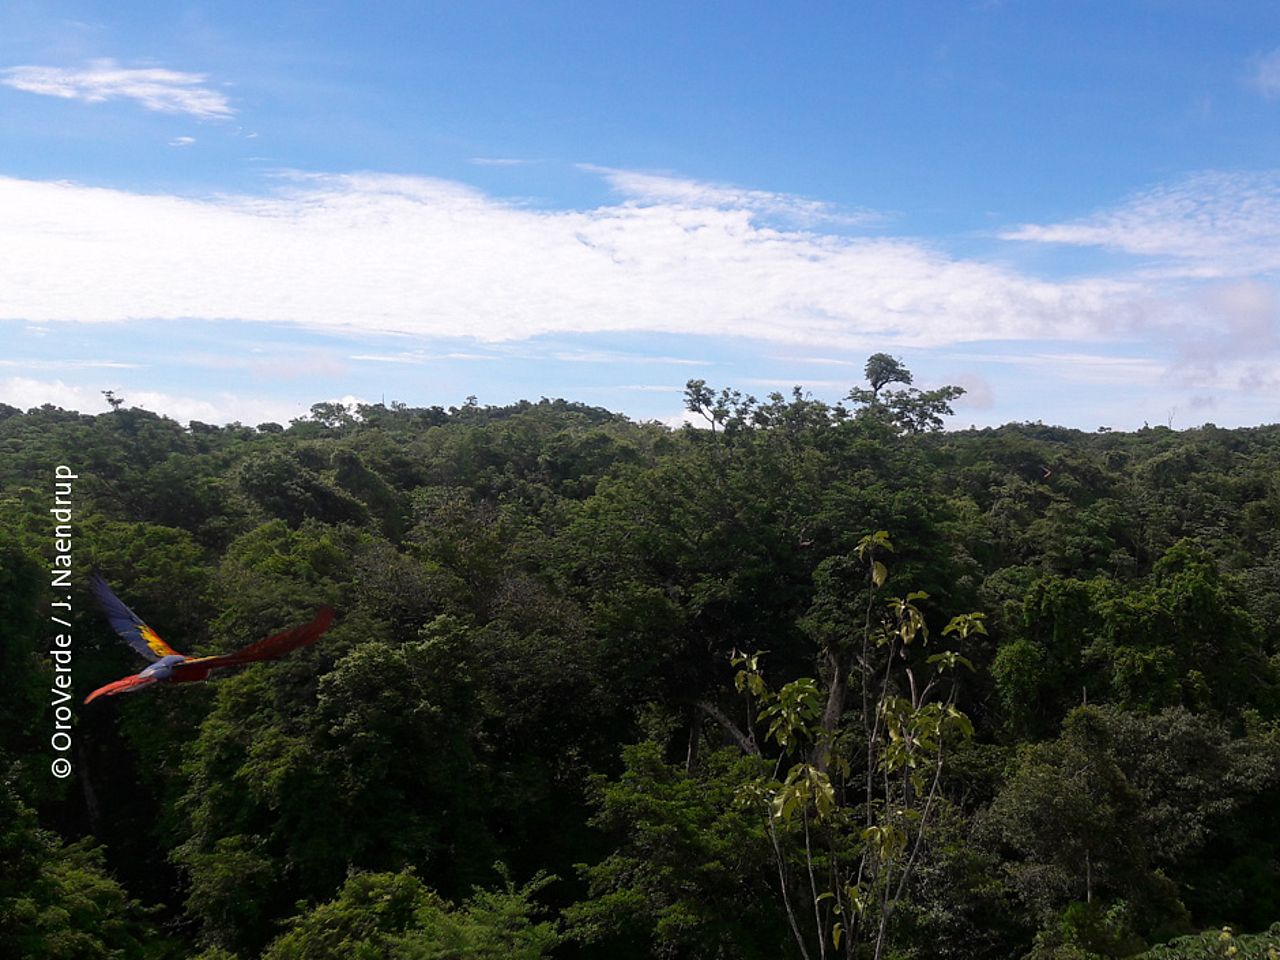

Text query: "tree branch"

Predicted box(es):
[697, 699, 759, 756]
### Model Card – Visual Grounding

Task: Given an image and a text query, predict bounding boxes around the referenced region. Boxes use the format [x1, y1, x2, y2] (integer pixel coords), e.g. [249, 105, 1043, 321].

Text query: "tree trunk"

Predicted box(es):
[813, 648, 849, 773]
[685, 706, 702, 772]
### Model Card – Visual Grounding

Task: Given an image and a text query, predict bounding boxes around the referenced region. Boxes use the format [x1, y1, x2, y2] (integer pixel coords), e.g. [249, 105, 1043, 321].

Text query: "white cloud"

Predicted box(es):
[658, 408, 704, 429]
[0, 170, 1137, 351]
[1247, 47, 1280, 99]
[0, 376, 304, 424]
[1002, 171, 1280, 277]
[1163, 356, 1280, 394]
[169, 136, 196, 147]
[1, 60, 233, 119]
[582, 164, 880, 226]
[950, 373, 995, 410]
[1004, 170, 1280, 372]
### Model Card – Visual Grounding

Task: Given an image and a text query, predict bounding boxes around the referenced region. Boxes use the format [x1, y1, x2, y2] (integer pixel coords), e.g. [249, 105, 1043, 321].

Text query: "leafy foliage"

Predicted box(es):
[260, 869, 559, 960]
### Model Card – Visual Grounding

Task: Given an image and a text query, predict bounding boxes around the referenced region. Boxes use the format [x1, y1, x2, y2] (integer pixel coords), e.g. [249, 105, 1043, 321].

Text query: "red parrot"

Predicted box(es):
[85, 574, 335, 704]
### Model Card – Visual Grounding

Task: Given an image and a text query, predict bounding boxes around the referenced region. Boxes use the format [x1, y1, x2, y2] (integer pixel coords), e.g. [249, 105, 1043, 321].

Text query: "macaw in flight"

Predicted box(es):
[85, 574, 335, 704]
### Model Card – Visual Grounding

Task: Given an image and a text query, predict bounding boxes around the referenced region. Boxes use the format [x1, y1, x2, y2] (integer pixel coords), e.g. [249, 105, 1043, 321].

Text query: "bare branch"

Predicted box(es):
[697, 699, 759, 756]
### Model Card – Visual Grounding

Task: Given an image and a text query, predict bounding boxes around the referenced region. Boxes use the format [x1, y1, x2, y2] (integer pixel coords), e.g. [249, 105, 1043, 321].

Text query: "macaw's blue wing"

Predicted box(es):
[89, 573, 183, 662]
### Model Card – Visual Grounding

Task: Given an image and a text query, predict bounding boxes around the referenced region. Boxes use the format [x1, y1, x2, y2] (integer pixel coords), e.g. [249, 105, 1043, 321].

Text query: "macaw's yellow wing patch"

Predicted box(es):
[90, 574, 183, 661]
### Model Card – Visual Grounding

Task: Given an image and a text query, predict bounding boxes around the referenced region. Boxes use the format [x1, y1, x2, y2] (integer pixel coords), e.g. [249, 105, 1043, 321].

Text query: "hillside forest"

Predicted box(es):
[3, 356, 1280, 959]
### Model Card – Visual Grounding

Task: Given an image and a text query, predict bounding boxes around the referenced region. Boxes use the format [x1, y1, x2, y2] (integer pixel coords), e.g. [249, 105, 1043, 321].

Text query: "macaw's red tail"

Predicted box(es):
[84, 674, 158, 704]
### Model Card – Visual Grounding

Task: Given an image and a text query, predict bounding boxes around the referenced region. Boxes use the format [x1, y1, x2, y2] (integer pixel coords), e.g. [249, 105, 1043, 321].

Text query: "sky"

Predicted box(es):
[4, 2, 1280, 430]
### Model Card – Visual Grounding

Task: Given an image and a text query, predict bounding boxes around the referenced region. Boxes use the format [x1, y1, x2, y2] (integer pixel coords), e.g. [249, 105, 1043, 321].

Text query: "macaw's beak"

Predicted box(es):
[84, 674, 158, 704]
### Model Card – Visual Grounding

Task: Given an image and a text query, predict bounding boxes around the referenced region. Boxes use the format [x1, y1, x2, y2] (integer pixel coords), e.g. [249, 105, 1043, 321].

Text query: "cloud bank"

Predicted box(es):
[0, 169, 1138, 350]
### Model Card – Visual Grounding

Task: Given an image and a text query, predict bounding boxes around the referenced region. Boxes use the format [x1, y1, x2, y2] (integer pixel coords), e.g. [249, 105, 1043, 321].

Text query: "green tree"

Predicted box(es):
[262, 869, 559, 960]
[846, 356, 966, 434]
[863, 354, 913, 399]
[985, 707, 1190, 955]
[578, 533, 979, 960]
[0, 770, 167, 959]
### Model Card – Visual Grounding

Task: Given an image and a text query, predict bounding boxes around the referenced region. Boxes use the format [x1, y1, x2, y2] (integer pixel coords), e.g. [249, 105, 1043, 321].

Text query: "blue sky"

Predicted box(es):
[4, 2, 1280, 429]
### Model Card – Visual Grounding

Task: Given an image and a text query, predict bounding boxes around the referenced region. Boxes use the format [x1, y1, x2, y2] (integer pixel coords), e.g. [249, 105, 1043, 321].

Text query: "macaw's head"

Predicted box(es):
[141, 654, 188, 681]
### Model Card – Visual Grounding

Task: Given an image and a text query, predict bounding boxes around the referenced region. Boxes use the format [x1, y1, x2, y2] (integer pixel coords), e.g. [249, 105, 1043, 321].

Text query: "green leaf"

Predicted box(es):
[927, 651, 975, 673]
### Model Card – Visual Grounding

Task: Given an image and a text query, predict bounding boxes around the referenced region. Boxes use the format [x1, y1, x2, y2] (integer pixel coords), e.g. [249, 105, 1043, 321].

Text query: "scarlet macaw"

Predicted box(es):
[85, 574, 335, 704]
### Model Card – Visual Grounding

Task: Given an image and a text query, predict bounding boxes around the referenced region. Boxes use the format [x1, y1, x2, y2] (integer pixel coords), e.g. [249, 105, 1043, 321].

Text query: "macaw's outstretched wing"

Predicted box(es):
[89, 574, 183, 662]
[170, 607, 335, 680]
[84, 673, 158, 704]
